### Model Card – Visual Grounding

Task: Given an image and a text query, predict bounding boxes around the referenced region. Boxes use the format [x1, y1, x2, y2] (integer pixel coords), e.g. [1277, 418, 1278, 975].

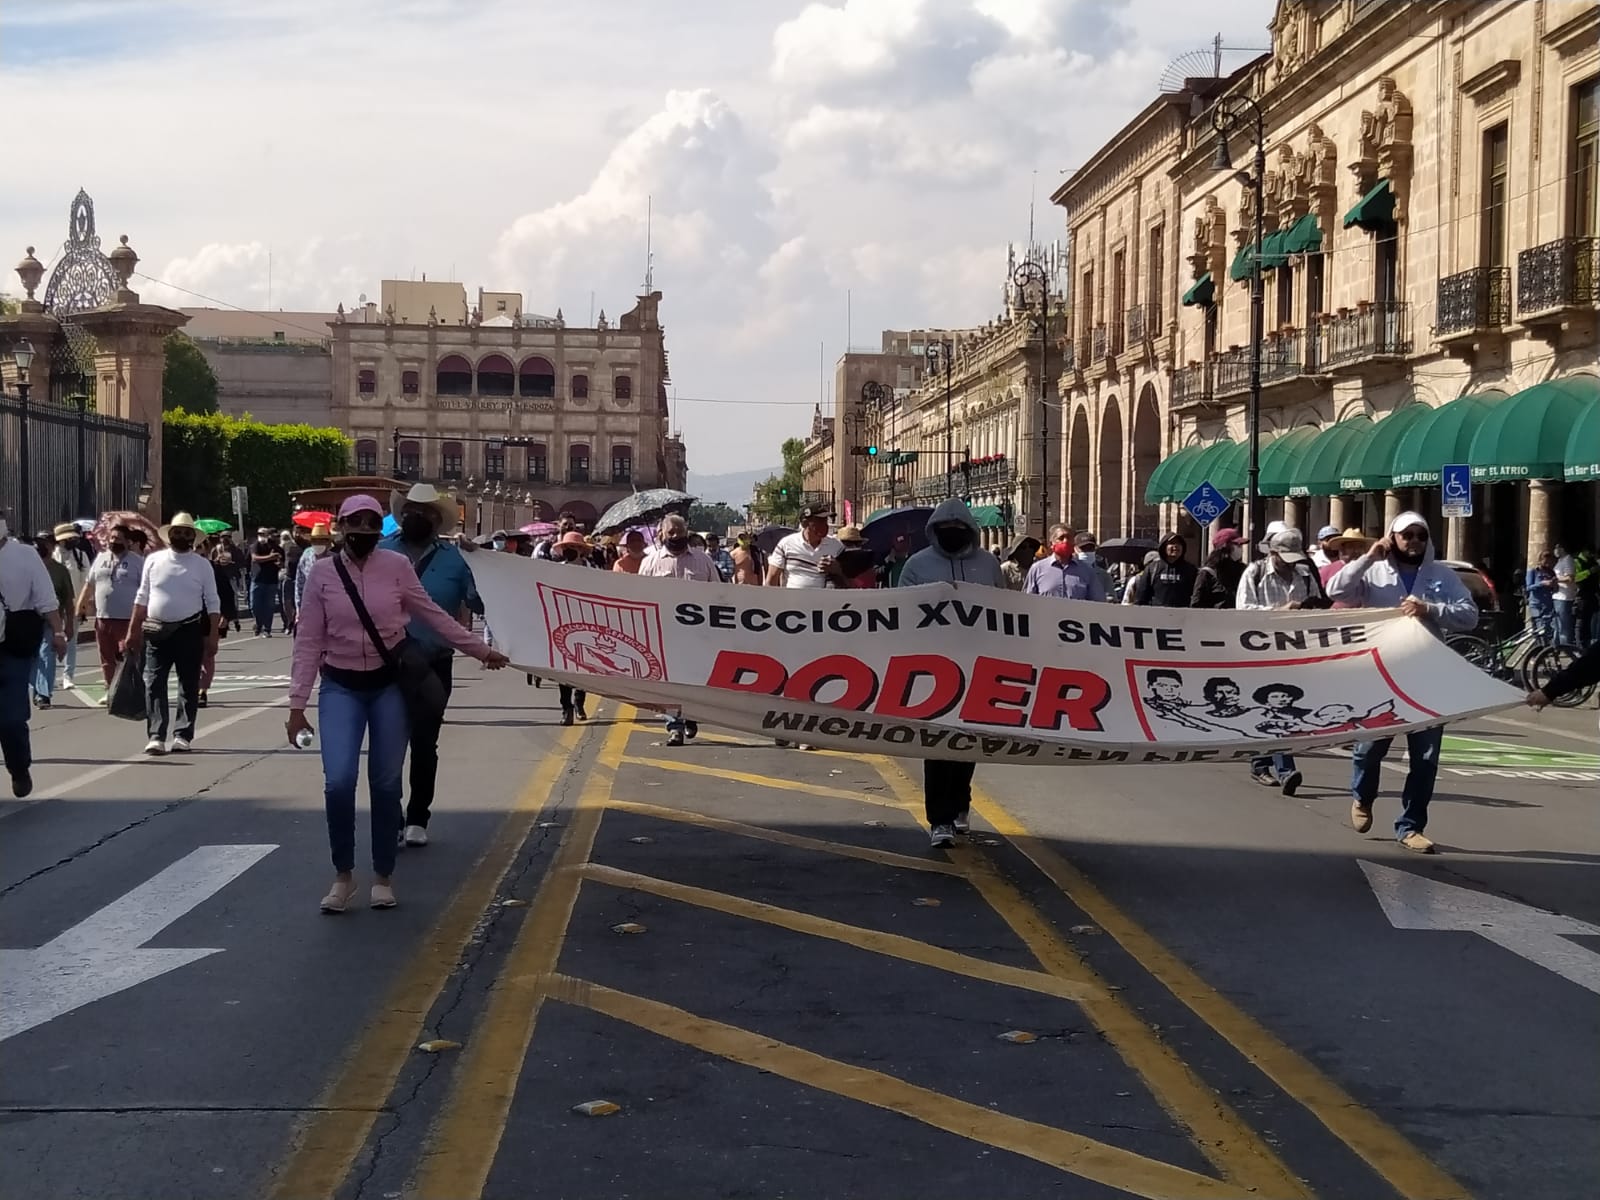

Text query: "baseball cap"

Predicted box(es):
[1211, 527, 1244, 550]
[799, 505, 831, 521]
[1267, 528, 1310, 562]
[1074, 531, 1098, 549]
[1317, 524, 1341, 542]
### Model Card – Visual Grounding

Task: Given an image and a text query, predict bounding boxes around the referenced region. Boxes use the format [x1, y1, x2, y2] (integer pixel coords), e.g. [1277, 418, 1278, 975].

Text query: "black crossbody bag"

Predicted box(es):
[331, 553, 448, 724]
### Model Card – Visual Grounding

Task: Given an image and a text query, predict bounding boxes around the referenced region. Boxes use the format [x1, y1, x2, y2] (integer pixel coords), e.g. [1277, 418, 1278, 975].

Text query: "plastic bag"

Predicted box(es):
[107, 655, 147, 721]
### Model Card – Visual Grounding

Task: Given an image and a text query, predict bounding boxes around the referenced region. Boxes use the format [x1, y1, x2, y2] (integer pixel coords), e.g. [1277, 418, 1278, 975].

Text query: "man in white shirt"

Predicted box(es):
[1553, 545, 1577, 647]
[0, 512, 68, 797]
[766, 506, 844, 588]
[639, 513, 719, 745]
[125, 513, 222, 756]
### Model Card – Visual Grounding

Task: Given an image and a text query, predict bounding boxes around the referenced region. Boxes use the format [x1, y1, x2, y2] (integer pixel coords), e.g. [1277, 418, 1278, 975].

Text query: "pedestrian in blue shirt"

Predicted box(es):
[380, 484, 483, 848]
[1023, 525, 1108, 601]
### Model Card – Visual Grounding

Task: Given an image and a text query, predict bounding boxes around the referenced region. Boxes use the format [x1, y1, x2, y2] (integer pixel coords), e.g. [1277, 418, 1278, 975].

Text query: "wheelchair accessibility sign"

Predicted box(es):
[1440, 463, 1472, 518]
[1181, 480, 1229, 526]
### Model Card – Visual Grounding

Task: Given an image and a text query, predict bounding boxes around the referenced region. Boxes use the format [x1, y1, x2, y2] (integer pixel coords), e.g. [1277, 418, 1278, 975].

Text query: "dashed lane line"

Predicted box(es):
[544, 974, 1264, 1200]
[265, 716, 589, 1200]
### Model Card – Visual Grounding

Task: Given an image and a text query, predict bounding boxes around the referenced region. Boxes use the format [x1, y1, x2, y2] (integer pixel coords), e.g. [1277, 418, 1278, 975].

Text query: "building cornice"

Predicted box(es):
[1051, 97, 1188, 211]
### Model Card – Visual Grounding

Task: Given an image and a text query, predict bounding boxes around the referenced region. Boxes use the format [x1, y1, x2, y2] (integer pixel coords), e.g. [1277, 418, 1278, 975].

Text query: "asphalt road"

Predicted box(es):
[1, 635, 1596, 1200]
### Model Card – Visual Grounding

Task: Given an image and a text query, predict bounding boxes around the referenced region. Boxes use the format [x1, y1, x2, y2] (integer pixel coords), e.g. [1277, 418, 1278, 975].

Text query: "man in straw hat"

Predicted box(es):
[1321, 528, 1369, 607]
[125, 512, 222, 756]
[381, 483, 482, 848]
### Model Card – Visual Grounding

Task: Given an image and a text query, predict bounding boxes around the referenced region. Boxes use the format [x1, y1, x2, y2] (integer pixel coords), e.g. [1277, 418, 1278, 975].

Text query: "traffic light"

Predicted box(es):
[849, 445, 880, 457]
[779, 486, 788, 497]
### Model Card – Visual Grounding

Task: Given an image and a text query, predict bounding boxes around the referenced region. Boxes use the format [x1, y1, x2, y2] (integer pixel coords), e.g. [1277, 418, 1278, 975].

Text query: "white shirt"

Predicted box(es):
[0, 537, 57, 616]
[771, 532, 844, 589]
[135, 549, 221, 623]
[638, 547, 720, 582]
[1237, 559, 1321, 609]
[1554, 555, 1576, 602]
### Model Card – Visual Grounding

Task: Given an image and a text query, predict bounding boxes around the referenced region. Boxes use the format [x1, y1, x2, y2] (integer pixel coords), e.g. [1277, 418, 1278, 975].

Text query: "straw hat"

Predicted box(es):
[307, 521, 334, 544]
[1332, 527, 1371, 552]
[389, 482, 459, 536]
[159, 512, 200, 539]
[53, 522, 79, 541]
[837, 523, 865, 545]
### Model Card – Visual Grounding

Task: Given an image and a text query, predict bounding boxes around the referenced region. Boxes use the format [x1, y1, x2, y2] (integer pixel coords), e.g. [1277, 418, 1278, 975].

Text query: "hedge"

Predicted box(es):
[163, 411, 350, 529]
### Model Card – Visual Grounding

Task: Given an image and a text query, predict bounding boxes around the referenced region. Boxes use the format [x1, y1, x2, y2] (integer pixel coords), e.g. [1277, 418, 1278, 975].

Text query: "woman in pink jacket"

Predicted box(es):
[288, 495, 507, 913]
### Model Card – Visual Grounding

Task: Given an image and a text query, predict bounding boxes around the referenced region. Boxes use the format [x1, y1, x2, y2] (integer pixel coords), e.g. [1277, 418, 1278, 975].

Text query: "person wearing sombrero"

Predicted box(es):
[1319, 529, 1368, 608]
[379, 483, 484, 848]
[125, 513, 222, 756]
[295, 521, 334, 618]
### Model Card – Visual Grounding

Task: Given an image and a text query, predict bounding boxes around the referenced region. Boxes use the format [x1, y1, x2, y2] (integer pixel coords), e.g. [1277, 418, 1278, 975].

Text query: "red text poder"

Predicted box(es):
[705, 651, 1113, 732]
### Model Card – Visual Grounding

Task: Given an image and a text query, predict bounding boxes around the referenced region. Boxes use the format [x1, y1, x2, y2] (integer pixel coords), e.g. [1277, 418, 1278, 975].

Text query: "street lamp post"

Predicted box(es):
[1012, 259, 1051, 537]
[1211, 94, 1267, 557]
[924, 340, 954, 498]
[13, 341, 35, 534]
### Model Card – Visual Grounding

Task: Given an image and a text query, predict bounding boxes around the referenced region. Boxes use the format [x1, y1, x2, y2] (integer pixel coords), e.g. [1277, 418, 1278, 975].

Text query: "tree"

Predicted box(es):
[164, 411, 349, 527]
[751, 437, 807, 524]
[686, 502, 744, 535]
[162, 332, 219, 414]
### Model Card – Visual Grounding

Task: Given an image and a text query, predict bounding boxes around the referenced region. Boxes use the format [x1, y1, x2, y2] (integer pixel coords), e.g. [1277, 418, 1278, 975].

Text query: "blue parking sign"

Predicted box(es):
[1181, 480, 1228, 526]
[1440, 463, 1472, 518]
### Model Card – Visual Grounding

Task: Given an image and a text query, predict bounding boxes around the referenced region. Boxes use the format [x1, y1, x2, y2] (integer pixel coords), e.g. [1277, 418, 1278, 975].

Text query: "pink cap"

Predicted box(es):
[1211, 527, 1244, 550]
[338, 494, 384, 520]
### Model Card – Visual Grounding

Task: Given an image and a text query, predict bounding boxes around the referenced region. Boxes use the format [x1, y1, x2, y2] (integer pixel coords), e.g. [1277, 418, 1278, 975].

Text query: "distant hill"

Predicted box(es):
[686, 466, 779, 507]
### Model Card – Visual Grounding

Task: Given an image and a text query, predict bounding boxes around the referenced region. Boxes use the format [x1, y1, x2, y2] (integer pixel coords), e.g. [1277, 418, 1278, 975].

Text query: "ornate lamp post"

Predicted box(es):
[924, 339, 954, 497]
[13, 341, 35, 533]
[1012, 258, 1051, 536]
[1211, 93, 1267, 555]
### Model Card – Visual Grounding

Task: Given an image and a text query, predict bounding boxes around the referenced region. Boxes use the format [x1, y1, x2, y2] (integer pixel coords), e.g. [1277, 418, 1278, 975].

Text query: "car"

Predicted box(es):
[1438, 559, 1500, 615]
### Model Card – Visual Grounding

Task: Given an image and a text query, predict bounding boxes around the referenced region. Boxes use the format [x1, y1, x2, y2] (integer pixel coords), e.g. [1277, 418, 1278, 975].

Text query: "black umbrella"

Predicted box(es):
[1095, 536, 1158, 565]
[593, 489, 696, 536]
[860, 506, 933, 557]
[1002, 535, 1041, 562]
[754, 525, 794, 555]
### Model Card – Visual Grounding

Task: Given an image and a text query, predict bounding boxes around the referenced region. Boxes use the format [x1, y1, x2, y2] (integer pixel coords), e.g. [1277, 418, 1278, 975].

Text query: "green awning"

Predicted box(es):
[1256, 229, 1289, 270]
[1566, 390, 1600, 481]
[1469, 376, 1599, 482]
[969, 504, 1007, 529]
[1143, 442, 1209, 504]
[1169, 440, 1239, 505]
[1291, 417, 1376, 497]
[1341, 403, 1434, 491]
[1280, 212, 1322, 255]
[1229, 243, 1255, 282]
[1390, 391, 1506, 487]
[1257, 426, 1323, 497]
[1181, 273, 1215, 307]
[1206, 438, 1251, 498]
[1343, 178, 1396, 232]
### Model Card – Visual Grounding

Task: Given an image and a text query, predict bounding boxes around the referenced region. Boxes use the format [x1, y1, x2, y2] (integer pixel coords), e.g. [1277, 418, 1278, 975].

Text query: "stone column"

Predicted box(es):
[1527, 479, 1559, 566]
[1384, 489, 1404, 530]
[1283, 497, 1305, 532]
[1328, 497, 1348, 530]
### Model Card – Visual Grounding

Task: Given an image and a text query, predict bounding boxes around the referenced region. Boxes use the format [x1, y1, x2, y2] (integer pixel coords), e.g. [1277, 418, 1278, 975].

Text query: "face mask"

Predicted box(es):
[492, 538, 507, 551]
[169, 534, 196, 553]
[559, 549, 580, 562]
[344, 532, 381, 559]
[933, 526, 972, 554]
[1230, 545, 1243, 561]
[400, 513, 435, 542]
[109, 540, 126, 554]
[665, 536, 690, 553]
[1051, 541, 1072, 558]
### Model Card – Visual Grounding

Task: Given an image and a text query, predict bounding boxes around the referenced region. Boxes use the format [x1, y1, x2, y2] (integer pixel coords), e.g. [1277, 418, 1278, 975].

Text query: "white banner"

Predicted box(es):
[467, 554, 1523, 765]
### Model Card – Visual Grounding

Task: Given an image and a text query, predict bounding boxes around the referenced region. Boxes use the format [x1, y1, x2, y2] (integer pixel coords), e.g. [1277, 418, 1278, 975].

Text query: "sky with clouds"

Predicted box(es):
[0, 0, 1272, 469]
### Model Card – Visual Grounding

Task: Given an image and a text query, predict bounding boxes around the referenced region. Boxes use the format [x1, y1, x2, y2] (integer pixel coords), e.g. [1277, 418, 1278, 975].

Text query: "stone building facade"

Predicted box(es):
[180, 308, 339, 427]
[330, 285, 682, 528]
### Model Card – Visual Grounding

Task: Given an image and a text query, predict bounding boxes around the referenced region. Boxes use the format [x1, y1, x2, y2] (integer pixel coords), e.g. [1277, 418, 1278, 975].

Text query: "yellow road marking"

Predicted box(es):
[619, 755, 902, 807]
[874, 762, 1310, 1199]
[546, 975, 1263, 1200]
[973, 787, 1472, 1200]
[266, 720, 587, 1200]
[607, 798, 961, 876]
[577, 862, 1098, 1003]
[411, 712, 633, 1200]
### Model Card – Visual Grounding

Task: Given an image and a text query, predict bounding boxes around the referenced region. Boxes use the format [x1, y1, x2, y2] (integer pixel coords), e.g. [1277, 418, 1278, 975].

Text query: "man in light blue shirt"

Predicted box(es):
[1023, 524, 1108, 601]
[380, 485, 483, 846]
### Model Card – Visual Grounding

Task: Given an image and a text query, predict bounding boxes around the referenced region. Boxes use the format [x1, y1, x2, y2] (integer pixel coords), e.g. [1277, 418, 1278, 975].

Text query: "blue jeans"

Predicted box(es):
[0, 652, 32, 779]
[251, 582, 277, 634]
[664, 711, 687, 735]
[61, 616, 78, 681]
[33, 633, 55, 701]
[1251, 752, 1295, 780]
[318, 677, 408, 876]
[1527, 605, 1554, 644]
[1553, 599, 1575, 647]
[1351, 726, 1445, 837]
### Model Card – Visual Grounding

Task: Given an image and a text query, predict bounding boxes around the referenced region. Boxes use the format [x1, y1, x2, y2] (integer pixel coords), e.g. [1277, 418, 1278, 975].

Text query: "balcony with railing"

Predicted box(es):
[1212, 331, 1309, 398]
[1058, 336, 1076, 373]
[1125, 304, 1146, 347]
[1314, 302, 1410, 370]
[1436, 266, 1510, 343]
[963, 455, 1016, 489]
[1517, 237, 1599, 325]
[1091, 324, 1108, 364]
[1172, 362, 1211, 409]
[800, 489, 831, 510]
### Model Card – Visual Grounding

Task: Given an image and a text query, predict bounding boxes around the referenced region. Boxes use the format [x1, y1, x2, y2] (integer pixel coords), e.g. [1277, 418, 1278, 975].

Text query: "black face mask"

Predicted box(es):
[400, 513, 435, 543]
[665, 536, 690, 553]
[109, 540, 126, 554]
[344, 532, 381, 559]
[169, 534, 196, 553]
[933, 526, 973, 554]
[559, 549, 580, 563]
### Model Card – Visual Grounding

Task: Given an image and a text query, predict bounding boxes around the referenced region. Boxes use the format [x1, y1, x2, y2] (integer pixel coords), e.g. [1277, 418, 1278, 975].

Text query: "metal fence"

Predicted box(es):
[0, 391, 150, 530]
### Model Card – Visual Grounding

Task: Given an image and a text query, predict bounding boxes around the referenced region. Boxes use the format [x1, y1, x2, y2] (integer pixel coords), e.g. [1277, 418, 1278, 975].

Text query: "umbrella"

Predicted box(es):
[754, 525, 793, 555]
[292, 510, 334, 529]
[382, 514, 399, 536]
[195, 518, 232, 535]
[593, 489, 696, 536]
[1002, 535, 1041, 562]
[521, 521, 558, 537]
[860, 506, 933, 557]
[1095, 536, 1158, 565]
[93, 510, 164, 551]
[73, 518, 97, 532]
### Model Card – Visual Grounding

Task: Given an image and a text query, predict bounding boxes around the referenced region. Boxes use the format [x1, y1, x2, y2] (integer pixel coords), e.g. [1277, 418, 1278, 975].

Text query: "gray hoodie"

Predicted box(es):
[1325, 511, 1477, 639]
[895, 498, 1005, 589]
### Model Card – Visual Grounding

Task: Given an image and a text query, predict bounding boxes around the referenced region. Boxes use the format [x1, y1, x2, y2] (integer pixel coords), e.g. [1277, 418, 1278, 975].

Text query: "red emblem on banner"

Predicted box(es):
[539, 584, 667, 681]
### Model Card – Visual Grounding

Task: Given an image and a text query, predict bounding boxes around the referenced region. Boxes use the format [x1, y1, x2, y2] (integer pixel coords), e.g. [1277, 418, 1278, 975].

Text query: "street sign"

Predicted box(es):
[0, 844, 277, 1041]
[1361, 861, 1600, 996]
[1440, 464, 1472, 518]
[231, 485, 249, 531]
[1181, 480, 1228, 526]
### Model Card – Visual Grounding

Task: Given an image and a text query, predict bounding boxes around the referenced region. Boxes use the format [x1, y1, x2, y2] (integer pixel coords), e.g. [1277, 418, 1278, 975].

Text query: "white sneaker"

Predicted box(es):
[404, 825, 429, 847]
[60, 677, 75, 690]
[143, 739, 166, 756]
[171, 738, 192, 753]
[95, 696, 108, 707]
[929, 824, 957, 848]
[952, 811, 970, 834]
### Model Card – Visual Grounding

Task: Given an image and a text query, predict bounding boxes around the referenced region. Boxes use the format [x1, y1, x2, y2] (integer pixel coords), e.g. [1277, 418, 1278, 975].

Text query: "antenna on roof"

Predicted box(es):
[643, 194, 654, 292]
[1157, 37, 1270, 94]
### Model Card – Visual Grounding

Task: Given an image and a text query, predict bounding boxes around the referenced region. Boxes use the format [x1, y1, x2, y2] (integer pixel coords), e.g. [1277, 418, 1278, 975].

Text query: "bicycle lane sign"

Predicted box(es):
[1181, 480, 1229, 526]
[1441, 463, 1472, 518]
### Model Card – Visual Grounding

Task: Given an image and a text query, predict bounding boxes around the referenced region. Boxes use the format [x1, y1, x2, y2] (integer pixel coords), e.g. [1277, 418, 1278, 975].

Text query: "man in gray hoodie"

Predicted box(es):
[1326, 511, 1477, 853]
[896, 499, 1004, 847]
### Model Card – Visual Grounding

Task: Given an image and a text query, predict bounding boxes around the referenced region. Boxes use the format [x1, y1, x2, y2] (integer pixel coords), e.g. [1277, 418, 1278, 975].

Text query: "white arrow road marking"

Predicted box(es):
[1360, 860, 1600, 996]
[0, 844, 277, 1042]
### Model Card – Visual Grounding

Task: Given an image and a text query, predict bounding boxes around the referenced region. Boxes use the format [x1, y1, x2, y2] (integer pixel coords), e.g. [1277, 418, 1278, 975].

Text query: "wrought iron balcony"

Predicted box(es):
[1517, 237, 1599, 317]
[1212, 331, 1308, 397]
[800, 489, 831, 510]
[1436, 266, 1510, 337]
[1315, 302, 1411, 369]
[1125, 304, 1145, 346]
[1058, 337, 1075, 372]
[1172, 362, 1211, 409]
[1091, 324, 1108, 363]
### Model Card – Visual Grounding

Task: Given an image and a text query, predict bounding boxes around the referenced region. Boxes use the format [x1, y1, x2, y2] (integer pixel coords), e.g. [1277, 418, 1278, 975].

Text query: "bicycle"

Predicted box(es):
[1447, 626, 1596, 708]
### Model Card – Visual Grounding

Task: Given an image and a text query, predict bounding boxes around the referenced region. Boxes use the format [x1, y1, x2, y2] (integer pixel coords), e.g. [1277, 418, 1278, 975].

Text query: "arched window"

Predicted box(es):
[611, 444, 633, 483]
[398, 439, 421, 479]
[357, 368, 376, 395]
[525, 442, 548, 482]
[478, 354, 514, 397]
[518, 356, 555, 398]
[568, 442, 591, 484]
[441, 440, 464, 481]
[484, 443, 505, 481]
[436, 354, 472, 396]
[402, 369, 420, 395]
[355, 439, 378, 474]
[614, 374, 632, 401]
[571, 373, 589, 399]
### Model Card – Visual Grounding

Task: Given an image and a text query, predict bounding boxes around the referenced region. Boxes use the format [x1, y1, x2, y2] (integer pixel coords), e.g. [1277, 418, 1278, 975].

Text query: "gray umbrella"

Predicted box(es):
[592, 488, 697, 535]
